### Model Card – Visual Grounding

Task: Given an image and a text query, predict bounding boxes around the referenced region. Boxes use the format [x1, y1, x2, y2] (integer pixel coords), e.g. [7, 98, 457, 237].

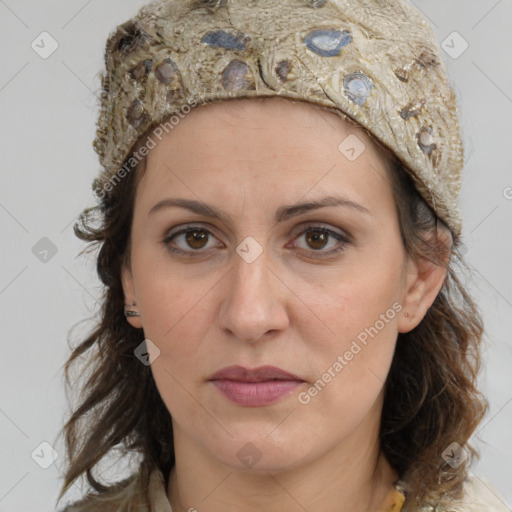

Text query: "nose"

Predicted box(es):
[217, 246, 290, 343]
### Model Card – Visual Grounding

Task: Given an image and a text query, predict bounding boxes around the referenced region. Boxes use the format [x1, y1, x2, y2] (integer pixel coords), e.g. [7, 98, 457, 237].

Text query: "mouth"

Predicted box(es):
[208, 365, 305, 406]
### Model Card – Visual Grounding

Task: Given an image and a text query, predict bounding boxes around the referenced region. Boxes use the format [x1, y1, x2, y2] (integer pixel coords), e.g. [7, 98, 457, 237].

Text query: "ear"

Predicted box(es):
[121, 260, 143, 329]
[397, 228, 452, 333]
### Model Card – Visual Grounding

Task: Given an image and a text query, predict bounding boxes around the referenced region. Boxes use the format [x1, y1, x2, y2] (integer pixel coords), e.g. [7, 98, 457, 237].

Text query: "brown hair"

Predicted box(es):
[56, 104, 487, 511]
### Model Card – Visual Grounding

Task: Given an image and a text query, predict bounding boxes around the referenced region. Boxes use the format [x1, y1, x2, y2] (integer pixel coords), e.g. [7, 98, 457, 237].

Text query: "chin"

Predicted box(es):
[202, 424, 320, 473]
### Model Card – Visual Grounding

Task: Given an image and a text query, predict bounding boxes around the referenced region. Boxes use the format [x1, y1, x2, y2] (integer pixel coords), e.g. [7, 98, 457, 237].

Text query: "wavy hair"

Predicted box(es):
[56, 106, 488, 511]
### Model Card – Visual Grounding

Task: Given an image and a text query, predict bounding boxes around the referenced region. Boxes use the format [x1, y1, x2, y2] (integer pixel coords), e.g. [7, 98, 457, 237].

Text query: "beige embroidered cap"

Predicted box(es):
[92, 0, 464, 236]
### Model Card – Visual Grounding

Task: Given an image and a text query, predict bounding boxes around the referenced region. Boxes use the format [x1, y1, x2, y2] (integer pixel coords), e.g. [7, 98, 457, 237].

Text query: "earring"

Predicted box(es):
[124, 301, 140, 318]
[404, 312, 410, 318]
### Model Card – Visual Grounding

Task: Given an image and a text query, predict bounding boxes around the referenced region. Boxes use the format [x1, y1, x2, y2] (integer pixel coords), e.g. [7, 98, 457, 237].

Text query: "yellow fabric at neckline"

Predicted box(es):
[377, 486, 406, 512]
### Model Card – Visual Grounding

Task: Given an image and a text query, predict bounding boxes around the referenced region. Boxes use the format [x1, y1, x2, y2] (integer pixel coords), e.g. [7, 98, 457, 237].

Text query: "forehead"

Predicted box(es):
[182, 96, 368, 138]
[145, 96, 390, 167]
[136, 96, 396, 216]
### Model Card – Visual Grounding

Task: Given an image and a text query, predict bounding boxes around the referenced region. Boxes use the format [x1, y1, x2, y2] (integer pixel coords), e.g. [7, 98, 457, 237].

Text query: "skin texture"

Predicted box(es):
[121, 97, 448, 512]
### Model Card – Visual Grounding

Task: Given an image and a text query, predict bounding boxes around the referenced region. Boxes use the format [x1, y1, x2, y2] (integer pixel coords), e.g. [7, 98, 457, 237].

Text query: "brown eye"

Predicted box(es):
[292, 225, 350, 257]
[185, 229, 209, 249]
[163, 225, 223, 255]
[305, 229, 329, 250]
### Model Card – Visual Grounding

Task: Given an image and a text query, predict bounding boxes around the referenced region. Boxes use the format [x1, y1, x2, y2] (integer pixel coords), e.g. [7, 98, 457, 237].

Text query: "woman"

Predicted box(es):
[56, 0, 510, 511]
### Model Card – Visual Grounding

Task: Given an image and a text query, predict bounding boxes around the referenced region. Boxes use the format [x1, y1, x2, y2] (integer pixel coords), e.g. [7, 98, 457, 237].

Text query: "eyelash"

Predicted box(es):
[161, 223, 351, 259]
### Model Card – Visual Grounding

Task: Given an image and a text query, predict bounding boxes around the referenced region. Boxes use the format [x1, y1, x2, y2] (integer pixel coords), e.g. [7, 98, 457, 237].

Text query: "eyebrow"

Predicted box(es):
[148, 195, 373, 223]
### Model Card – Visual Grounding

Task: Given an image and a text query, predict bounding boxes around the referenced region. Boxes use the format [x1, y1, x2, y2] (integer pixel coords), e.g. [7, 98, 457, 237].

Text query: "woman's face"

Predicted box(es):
[122, 97, 427, 471]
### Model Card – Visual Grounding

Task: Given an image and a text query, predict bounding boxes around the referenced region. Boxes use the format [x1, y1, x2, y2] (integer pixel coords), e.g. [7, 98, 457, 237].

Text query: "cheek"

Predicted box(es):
[133, 249, 219, 348]
[298, 256, 403, 349]
[150, 360, 208, 439]
[141, 287, 216, 427]
[293, 258, 403, 407]
[293, 292, 399, 442]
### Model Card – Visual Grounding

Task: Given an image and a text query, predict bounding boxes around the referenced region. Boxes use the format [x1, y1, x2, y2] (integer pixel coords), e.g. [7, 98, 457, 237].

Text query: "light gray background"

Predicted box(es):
[1, 1, 511, 511]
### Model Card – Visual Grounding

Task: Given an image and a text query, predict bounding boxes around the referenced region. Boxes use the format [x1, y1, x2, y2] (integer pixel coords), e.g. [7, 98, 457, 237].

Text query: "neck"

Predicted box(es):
[167, 413, 398, 512]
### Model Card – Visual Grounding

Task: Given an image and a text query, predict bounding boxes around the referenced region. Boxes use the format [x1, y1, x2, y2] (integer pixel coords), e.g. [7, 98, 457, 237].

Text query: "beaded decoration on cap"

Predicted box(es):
[93, 0, 464, 236]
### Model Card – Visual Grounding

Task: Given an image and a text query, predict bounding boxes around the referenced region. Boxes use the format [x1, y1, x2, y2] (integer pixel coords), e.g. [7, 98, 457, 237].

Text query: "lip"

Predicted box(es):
[208, 365, 305, 407]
